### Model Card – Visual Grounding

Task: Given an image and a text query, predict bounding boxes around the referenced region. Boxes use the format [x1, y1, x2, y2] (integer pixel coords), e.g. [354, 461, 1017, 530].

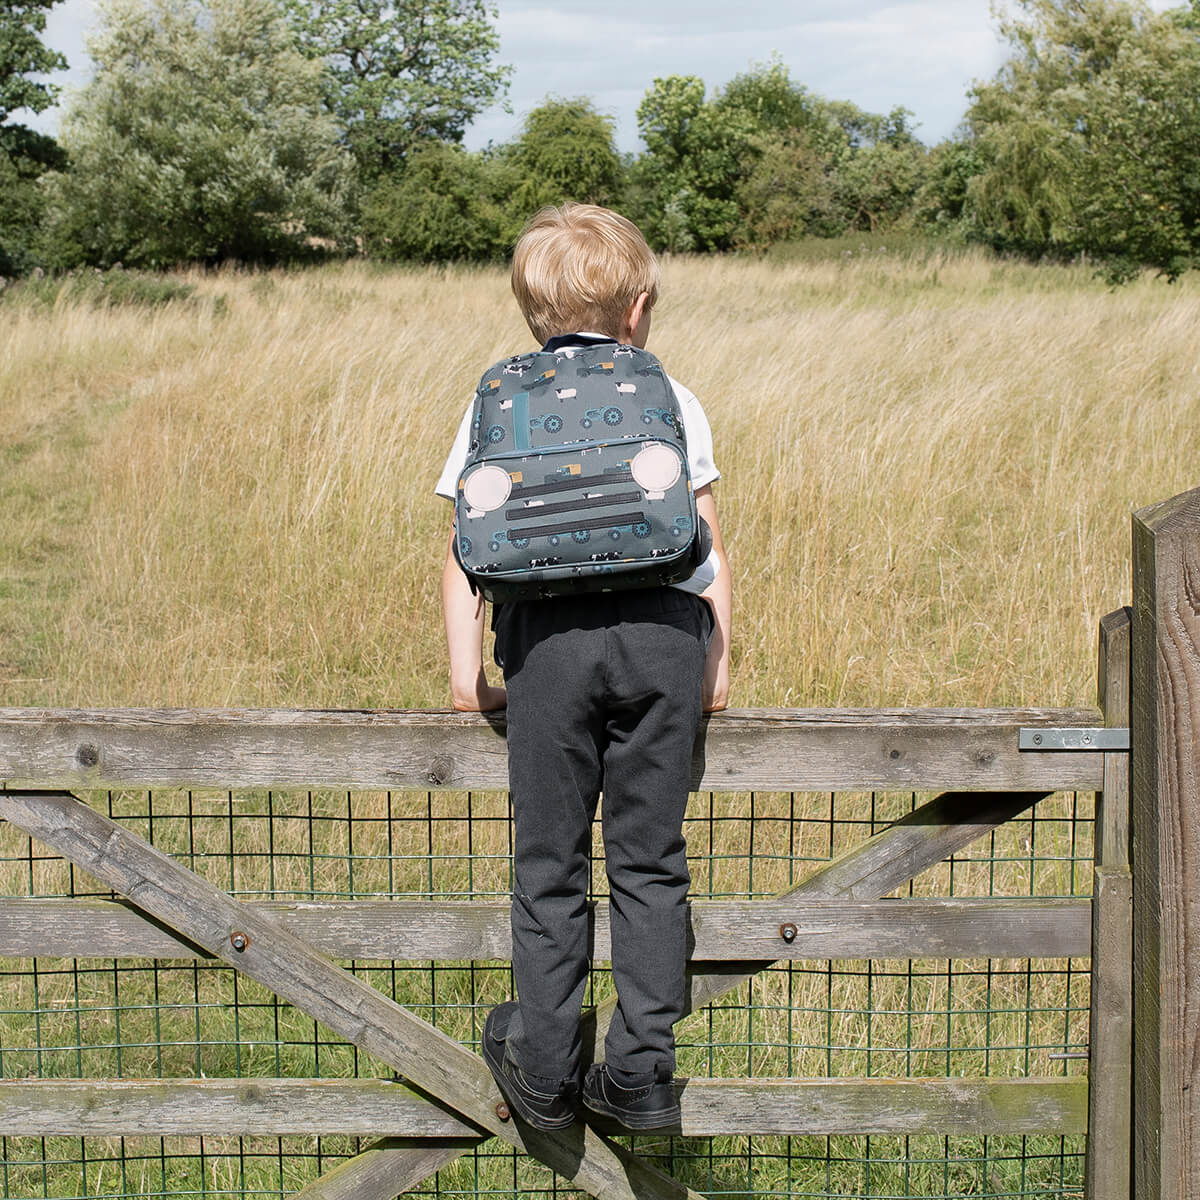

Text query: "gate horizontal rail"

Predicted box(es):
[0, 705, 1103, 792]
[0, 895, 1091, 960]
[0, 1076, 1087, 1138]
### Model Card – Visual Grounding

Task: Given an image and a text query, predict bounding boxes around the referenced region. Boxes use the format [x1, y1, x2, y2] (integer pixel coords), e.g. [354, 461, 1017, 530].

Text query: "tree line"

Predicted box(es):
[3, 0, 1200, 280]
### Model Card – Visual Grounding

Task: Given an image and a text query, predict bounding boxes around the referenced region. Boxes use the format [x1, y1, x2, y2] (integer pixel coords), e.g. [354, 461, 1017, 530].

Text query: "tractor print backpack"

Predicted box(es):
[453, 341, 704, 602]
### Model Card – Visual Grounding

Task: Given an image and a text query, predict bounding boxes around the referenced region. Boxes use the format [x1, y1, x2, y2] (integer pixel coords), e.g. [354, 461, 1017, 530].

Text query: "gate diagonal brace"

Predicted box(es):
[0, 790, 704, 1200]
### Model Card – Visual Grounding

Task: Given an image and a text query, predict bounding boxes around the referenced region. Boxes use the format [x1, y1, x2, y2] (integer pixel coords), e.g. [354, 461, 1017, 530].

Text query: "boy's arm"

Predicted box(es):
[695, 485, 732, 713]
[441, 528, 507, 712]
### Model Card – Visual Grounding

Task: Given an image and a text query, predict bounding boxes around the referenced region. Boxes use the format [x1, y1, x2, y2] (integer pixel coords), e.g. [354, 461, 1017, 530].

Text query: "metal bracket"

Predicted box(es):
[1018, 727, 1130, 751]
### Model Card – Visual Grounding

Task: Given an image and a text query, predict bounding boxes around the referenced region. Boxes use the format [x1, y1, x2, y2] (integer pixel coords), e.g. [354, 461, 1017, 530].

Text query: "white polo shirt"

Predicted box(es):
[435, 343, 721, 594]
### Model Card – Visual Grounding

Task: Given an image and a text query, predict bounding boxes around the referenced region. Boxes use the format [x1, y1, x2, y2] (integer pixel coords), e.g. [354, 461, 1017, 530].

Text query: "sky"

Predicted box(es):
[24, 0, 1183, 151]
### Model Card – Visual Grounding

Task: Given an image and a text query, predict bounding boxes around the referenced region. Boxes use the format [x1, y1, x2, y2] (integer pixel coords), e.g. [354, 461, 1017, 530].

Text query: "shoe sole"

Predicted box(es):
[482, 1027, 576, 1132]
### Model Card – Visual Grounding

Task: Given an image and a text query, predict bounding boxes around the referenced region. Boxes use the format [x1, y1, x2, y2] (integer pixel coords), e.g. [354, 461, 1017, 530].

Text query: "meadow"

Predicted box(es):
[0, 245, 1192, 1199]
[4, 246, 1198, 713]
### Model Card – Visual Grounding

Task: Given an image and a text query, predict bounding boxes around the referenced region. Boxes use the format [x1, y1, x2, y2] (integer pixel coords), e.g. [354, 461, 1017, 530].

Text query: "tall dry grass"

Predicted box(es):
[0, 250, 1129, 1199]
[3, 251, 1198, 711]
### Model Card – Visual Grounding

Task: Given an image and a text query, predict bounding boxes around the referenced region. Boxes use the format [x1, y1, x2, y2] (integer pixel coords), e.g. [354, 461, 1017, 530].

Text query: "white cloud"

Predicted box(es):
[475, 0, 1011, 150]
[23, 0, 1190, 149]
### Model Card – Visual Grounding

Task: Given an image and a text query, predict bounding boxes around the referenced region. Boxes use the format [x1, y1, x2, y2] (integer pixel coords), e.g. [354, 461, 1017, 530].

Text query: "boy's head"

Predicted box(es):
[511, 204, 660, 346]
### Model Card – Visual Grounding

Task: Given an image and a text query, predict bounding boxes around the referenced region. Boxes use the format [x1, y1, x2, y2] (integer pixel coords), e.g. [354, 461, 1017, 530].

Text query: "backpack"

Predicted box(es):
[453, 340, 704, 602]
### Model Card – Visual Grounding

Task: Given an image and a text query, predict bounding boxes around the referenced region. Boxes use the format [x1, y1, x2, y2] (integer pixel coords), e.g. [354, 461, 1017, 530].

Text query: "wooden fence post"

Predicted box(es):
[1131, 488, 1200, 1200]
[1087, 608, 1133, 1200]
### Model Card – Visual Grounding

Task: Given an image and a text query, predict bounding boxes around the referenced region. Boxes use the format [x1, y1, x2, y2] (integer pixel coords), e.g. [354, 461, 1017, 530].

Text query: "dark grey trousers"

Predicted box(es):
[493, 588, 711, 1085]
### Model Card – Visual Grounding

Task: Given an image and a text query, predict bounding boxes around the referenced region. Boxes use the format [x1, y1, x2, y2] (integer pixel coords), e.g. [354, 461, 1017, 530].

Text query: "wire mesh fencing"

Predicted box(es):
[0, 786, 1092, 1200]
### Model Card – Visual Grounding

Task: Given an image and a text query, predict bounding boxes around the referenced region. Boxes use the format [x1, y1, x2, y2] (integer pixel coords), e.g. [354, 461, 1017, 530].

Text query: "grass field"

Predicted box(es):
[0, 244, 1188, 1198]
[3, 246, 1198, 712]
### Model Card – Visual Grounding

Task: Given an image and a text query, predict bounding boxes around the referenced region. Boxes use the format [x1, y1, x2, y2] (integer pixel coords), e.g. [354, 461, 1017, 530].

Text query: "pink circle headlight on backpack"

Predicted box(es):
[630, 443, 682, 495]
[462, 464, 512, 513]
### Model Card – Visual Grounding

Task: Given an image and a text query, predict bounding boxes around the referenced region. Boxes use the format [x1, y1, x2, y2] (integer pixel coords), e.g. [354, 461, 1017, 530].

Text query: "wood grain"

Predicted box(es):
[0, 706, 1103, 792]
[0, 1075, 1086, 1138]
[1087, 608, 1133, 1200]
[1131, 490, 1200, 1200]
[0, 895, 1090, 962]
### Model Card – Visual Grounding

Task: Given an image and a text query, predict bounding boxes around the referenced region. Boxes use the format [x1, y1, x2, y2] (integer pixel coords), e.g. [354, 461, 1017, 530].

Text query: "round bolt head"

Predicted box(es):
[494, 1101, 511, 1121]
[230, 931, 249, 952]
[779, 922, 798, 943]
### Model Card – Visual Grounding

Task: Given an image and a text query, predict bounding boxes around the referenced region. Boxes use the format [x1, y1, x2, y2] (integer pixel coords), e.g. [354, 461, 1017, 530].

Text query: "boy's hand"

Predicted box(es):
[450, 667, 507, 712]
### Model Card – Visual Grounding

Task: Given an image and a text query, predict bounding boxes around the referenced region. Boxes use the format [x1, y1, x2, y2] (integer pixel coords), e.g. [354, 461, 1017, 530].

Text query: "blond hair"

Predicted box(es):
[511, 204, 660, 344]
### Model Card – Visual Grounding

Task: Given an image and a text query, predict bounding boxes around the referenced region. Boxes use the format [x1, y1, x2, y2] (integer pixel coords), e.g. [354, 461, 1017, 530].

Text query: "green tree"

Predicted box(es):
[362, 141, 512, 261]
[283, 0, 509, 177]
[831, 113, 928, 233]
[913, 137, 984, 233]
[1, 0, 67, 273]
[633, 61, 930, 253]
[634, 74, 752, 251]
[734, 130, 836, 248]
[40, 0, 354, 268]
[713, 56, 823, 137]
[1, 0, 66, 123]
[504, 97, 624, 217]
[966, 0, 1200, 277]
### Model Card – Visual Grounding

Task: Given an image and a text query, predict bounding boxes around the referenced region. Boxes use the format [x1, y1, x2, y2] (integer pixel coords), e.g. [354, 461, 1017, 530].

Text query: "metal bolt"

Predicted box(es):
[1032, 733, 1043, 746]
[779, 923, 798, 943]
[494, 1101, 511, 1121]
[230, 931, 250, 952]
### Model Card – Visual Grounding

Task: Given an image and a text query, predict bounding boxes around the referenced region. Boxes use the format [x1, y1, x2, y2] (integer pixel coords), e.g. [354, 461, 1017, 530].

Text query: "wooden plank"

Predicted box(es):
[0, 1075, 1087, 1137]
[1131, 490, 1200, 1200]
[0, 706, 1103, 792]
[1088, 867, 1134, 1198]
[688, 897, 1089, 959]
[0, 895, 1091, 962]
[1088, 608, 1132, 1200]
[290, 1139, 479, 1200]
[1097, 607, 1133, 870]
[0, 791, 704, 1200]
[0, 1078, 471, 1137]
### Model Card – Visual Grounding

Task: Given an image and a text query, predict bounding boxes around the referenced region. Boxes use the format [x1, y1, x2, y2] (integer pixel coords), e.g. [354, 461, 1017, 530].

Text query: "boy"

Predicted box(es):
[436, 203, 731, 1131]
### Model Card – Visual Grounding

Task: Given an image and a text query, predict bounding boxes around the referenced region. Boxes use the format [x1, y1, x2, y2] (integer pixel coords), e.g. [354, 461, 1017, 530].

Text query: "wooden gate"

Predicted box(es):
[15, 479, 1200, 1200]
[0, 693, 1123, 1198]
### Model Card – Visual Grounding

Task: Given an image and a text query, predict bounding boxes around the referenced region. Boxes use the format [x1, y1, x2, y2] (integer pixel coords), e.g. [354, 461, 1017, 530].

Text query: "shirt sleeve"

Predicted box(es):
[667, 375, 720, 490]
[434, 402, 474, 500]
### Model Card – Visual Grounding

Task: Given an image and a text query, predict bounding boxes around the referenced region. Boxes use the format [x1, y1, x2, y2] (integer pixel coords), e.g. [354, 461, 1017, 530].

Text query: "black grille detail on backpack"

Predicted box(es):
[511, 511, 648, 541]
[505, 491, 641, 522]
[511, 469, 634, 500]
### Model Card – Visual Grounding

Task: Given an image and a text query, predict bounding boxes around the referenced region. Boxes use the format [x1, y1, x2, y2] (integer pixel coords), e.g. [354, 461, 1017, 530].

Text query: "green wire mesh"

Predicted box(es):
[0, 787, 1092, 1199]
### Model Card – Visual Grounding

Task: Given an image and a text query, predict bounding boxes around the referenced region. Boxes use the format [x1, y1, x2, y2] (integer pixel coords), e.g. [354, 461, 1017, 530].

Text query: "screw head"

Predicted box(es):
[779, 923, 798, 943]
[230, 931, 249, 952]
[494, 1101, 511, 1121]
[1032, 733, 1043, 746]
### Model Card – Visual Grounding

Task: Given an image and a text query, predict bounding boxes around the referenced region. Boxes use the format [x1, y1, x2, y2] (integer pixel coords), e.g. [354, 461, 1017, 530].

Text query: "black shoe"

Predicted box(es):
[482, 1002, 577, 1131]
[582, 1062, 681, 1131]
